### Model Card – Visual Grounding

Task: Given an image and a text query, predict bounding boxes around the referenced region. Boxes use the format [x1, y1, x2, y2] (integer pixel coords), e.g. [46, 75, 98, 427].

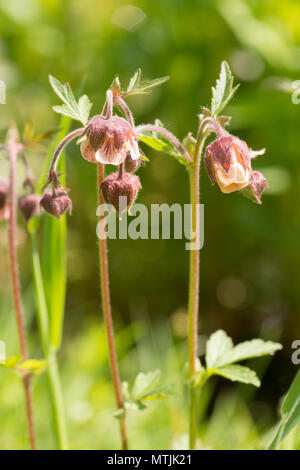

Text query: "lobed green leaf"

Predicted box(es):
[211, 60, 239, 117]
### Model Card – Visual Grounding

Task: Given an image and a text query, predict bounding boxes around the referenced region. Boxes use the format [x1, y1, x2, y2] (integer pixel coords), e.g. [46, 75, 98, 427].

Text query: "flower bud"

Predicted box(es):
[242, 171, 267, 204]
[124, 152, 142, 173]
[0, 178, 9, 210]
[40, 188, 72, 219]
[18, 194, 41, 222]
[204, 134, 265, 195]
[81, 115, 140, 166]
[100, 172, 141, 215]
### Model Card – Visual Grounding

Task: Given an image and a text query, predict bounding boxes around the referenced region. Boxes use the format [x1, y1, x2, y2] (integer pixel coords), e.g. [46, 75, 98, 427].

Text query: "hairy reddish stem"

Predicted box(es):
[8, 139, 36, 450]
[46, 127, 86, 186]
[113, 95, 135, 128]
[188, 130, 209, 450]
[97, 163, 128, 450]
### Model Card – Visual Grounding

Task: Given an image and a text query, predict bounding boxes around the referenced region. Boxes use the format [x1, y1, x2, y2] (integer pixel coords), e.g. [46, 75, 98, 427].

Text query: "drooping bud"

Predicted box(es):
[124, 152, 142, 173]
[242, 171, 267, 204]
[18, 194, 41, 222]
[80, 115, 140, 166]
[204, 133, 265, 194]
[100, 171, 141, 215]
[0, 178, 9, 209]
[40, 188, 72, 219]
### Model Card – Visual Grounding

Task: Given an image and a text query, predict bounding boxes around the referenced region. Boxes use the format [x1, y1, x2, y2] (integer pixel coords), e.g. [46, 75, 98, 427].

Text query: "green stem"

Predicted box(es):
[30, 231, 69, 450]
[47, 349, 69, 450]
[187, 131, 208, 450]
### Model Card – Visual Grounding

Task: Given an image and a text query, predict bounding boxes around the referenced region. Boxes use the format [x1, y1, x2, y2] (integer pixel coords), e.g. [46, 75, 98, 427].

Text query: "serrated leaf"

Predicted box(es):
[131, 370, 161, 401]
[52, 104, 81, 121]
[211, 61, 239, 117]
[211, 364, 261, 387]
[219, 339, 282, 368]
[125, 69, 169, 97]
[49, 75, 78, 114]
[206, 330, 233, 369]
[78, 94, 93, 125]
[268, 370, 300, 449]
[127, 68, 142, 94]
[49, 75, 92, 125]
[205, 329, 282, 369]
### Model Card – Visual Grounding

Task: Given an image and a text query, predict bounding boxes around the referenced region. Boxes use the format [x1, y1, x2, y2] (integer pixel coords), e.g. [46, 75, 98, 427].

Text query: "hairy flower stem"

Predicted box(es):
[97, 163, 128, 450]
[136, 122, 205, 448]
[7, 139, 36, 450]
[187, 130, 208, 450]
[113, 95, 135, 128]
[30, 232, 69, 449]
[187, 163, 200, 451]
[46, 128, 85, 186]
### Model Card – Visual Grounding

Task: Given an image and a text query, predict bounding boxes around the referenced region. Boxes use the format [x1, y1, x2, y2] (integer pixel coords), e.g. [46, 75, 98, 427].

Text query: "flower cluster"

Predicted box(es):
[43, 94, 143, 218]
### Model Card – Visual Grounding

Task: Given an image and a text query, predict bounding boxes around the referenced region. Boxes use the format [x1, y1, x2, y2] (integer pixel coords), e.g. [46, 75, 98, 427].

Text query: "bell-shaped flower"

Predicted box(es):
[204, 134, 265, 194]
[80, 115, 140, 165]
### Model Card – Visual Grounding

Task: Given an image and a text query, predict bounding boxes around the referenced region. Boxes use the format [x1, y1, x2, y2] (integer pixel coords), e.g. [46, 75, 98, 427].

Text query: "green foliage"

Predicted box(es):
[49, 75, 92, 126]
[195, 330, 282, 388]
[138, 120, 190, 167]
[0, 0, 299, 451]
[125, 68, 169, 97]
[41, 116, 71, 350]
[211, 61, 239, 117]
[0, 356, 47, 376]
[211, 364, 260, 387]
[114, 369, 173, 418]
[111, 69, 169, 98]
[268, 370, 300, 449]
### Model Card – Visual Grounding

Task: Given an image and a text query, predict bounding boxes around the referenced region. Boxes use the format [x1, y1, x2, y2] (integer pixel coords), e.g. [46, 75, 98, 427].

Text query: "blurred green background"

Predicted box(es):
[0, 0, 300, 450]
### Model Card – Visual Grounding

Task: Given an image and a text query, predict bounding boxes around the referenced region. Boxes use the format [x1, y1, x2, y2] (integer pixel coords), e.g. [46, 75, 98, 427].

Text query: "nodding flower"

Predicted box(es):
[204, 131, 265, 196]
[100, 170, 141, 216]
[40, 188, 72, 219]
[80, 115, 140, 166]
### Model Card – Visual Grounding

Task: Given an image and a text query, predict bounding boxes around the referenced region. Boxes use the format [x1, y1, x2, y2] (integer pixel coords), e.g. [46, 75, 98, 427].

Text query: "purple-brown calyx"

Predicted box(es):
[40, 188, 72, 219]
[81, 115, 140, 166]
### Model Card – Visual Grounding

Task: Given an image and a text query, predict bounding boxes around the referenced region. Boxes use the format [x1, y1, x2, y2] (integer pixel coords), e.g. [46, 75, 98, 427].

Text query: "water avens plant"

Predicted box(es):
[0, 122, 70, 450]
[136, 61, 280, 449]
[38, 63, 282, 450]
[42, 72, 168, 449]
